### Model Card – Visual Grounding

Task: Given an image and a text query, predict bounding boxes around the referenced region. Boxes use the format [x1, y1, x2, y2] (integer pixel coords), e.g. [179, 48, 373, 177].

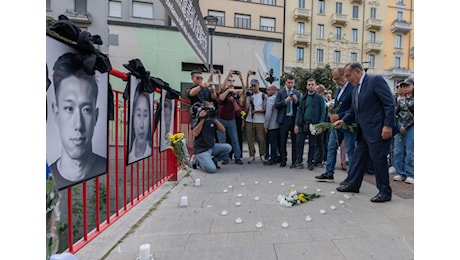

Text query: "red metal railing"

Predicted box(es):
[60, 69, 191, 253]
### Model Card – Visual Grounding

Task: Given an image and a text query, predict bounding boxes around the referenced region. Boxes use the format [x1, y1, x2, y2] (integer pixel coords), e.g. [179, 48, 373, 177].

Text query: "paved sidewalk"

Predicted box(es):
[76, 148, 414, 260]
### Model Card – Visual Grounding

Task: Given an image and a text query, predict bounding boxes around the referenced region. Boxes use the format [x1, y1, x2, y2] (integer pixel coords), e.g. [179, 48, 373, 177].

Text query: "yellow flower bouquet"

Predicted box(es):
[167, 132, 196, 181]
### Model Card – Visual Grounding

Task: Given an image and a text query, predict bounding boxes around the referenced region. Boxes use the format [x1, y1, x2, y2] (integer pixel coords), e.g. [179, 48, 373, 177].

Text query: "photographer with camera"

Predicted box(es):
[190, 101, 232, 173]
[245, 78, 268, 164]
[186, 70, 217, 106]
[215, 70, 245, 165]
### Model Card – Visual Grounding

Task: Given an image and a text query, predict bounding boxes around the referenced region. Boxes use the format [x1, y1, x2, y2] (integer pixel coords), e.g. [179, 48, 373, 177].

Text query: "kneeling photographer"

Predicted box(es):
[191, 101, 232, 173]
[216, 70, 245, 165]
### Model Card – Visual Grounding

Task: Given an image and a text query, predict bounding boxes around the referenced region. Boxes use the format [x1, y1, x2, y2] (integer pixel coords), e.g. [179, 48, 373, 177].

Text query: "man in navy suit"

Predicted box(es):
[275, 74, 301, 167]
[334, 62, 396, 203]
[315, 67, 357, 182]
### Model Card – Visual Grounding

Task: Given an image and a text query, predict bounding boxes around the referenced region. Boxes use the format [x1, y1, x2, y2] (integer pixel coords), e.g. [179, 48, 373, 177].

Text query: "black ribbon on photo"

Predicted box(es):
[122, 58, 181, 100]
[49, 15, 112, 75]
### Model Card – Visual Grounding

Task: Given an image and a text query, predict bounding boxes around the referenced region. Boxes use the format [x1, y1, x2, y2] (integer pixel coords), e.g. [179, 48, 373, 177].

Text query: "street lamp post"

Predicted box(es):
[203, 15, 218, 72]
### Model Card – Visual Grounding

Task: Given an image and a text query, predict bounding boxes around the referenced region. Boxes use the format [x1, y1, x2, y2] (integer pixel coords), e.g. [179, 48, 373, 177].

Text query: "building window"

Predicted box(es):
[370, 7, 377, 19]
[318, 0, 325, 14]
[235, 14, 251, 29]
[75, 0, 87, 14]
[394, 56, 402, 68]
[260, 0, 276, 5]
[368, 54, 375, 68]
[109, 0, 122, 18]
[397, 10, 404, 21]
[260, 17, 275, 32]
[133, 1, 153, 19]
[298, 0, 306, 8]
[351, 29, 358, 42]
[395, 34, 403, 48]
[397, 0, 405, 4]
[352, 6, 359, 18]
[336, 2, 342, 14]
[350, 52, 357, 61]
[317, 24, 324, 39]
[335, 27, 342, 40]
[297, 47, 304, 61]
[369, 31, 376, 43]
[316, 49, 324, 63]
[298, 22, 305, 34]
[47, 0, 51, 10]
[208, 10, 225, 26]
[334, 51, 341, 63]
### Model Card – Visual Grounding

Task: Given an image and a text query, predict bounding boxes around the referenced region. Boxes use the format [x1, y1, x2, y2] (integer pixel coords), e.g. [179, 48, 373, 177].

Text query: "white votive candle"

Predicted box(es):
[139, 244, 151, 260]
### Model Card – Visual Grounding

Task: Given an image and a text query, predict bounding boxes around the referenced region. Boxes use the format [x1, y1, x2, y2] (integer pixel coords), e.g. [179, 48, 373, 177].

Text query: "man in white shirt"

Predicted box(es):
[245, 79, 268, 164]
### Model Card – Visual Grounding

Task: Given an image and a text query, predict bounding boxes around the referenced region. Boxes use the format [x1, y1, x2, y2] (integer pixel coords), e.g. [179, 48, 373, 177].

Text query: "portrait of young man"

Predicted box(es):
[46, 36, 108, 190]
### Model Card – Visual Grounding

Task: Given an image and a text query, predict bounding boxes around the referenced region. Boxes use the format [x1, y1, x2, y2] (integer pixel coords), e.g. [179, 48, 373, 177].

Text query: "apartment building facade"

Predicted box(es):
[46, 0, 413, 92]
[383, 0, 414, 91]
[284, 0, 386, 75]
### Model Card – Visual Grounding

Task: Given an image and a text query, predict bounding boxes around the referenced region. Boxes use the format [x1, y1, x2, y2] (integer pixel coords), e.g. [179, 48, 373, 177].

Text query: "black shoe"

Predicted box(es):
[339, 177, 349, 186]
[274, 158, 282, 163]
[336, 185, 359, 193]
[290, 162, 304, 169]
[280, 162, 286, 167]
[370, 193, 391, 203]
[235, 159, 243, 165]
[192, 163, 197, 169]
[315, 173, 334, 182]
[222, 159, 229, 165]
[263, 160, 275, 166]
[213, 159, 221, 169]
[308, 164, 314, 171]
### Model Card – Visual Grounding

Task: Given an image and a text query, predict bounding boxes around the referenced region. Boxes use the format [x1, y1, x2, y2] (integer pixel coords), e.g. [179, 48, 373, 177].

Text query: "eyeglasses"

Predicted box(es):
[333, 77, 340, 81]
[196, 76, 203, 80]
[228, 79, 235, 82]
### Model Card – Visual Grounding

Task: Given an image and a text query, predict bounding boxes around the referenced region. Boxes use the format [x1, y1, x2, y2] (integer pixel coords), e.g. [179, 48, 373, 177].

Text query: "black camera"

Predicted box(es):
[191, 102, 217, 127]
[230, 93, 240, 99]
[250, 71, 256, 75]
[232, 70, 240, 75]
[246, 88, 254, 97]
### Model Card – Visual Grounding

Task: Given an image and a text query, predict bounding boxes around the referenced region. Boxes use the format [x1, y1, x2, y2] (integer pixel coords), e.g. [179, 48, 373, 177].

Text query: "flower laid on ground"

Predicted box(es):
[277, 189, 320, 207]
[167, 132, 195, 180]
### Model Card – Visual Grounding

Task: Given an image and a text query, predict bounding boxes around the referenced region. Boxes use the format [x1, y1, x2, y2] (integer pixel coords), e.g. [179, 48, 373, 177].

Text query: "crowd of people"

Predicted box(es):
[186, 62, 414, 203]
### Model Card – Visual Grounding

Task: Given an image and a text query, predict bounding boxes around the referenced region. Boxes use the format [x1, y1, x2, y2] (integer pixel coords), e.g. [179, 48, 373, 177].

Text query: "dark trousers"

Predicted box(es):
[279, 116, 296, 164]
[295, 128, 317, 166]
[346, 133, 392, 196]
[267, 128, 280, 161]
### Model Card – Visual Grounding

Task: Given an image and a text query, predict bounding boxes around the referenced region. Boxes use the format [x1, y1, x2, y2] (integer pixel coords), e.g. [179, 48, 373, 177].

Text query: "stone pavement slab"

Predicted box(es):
[76, 148, 414, 260]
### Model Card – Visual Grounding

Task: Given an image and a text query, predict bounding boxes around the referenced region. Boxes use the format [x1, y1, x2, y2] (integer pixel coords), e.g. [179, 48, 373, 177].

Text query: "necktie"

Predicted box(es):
[355, 84, 361, 109]
[286, 90, 291, 114]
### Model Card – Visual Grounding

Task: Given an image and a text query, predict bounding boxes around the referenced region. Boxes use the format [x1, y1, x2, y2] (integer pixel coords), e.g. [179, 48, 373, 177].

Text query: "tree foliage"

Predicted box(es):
[280, 65, 336, 95]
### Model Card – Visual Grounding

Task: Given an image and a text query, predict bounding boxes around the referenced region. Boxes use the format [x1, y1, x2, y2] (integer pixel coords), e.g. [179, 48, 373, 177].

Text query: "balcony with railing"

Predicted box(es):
[350, 0, 362, 4]
[292, 32, 311, 46]
[366, 18, 383, 31]
[365, 41, 383, 54]
[294, 8, 312, 21]
[331, 13, 348, 26]
[65, 9, 92, 24]
[391, 19, 412, 34]
[384, 67, 412, 79]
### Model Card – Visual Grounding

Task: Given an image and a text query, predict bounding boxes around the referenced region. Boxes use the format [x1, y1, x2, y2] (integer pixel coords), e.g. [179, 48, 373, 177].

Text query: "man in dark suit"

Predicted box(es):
[315, 67, 356, 182]
[275, 74, 301, 167]
[334, 62, 396, 203]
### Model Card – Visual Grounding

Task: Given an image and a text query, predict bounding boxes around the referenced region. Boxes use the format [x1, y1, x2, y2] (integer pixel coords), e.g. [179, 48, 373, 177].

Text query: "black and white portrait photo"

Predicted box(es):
[159, 89, 176, 152]
[46, 35, 108, 190]
[127, 75, 154, 165]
